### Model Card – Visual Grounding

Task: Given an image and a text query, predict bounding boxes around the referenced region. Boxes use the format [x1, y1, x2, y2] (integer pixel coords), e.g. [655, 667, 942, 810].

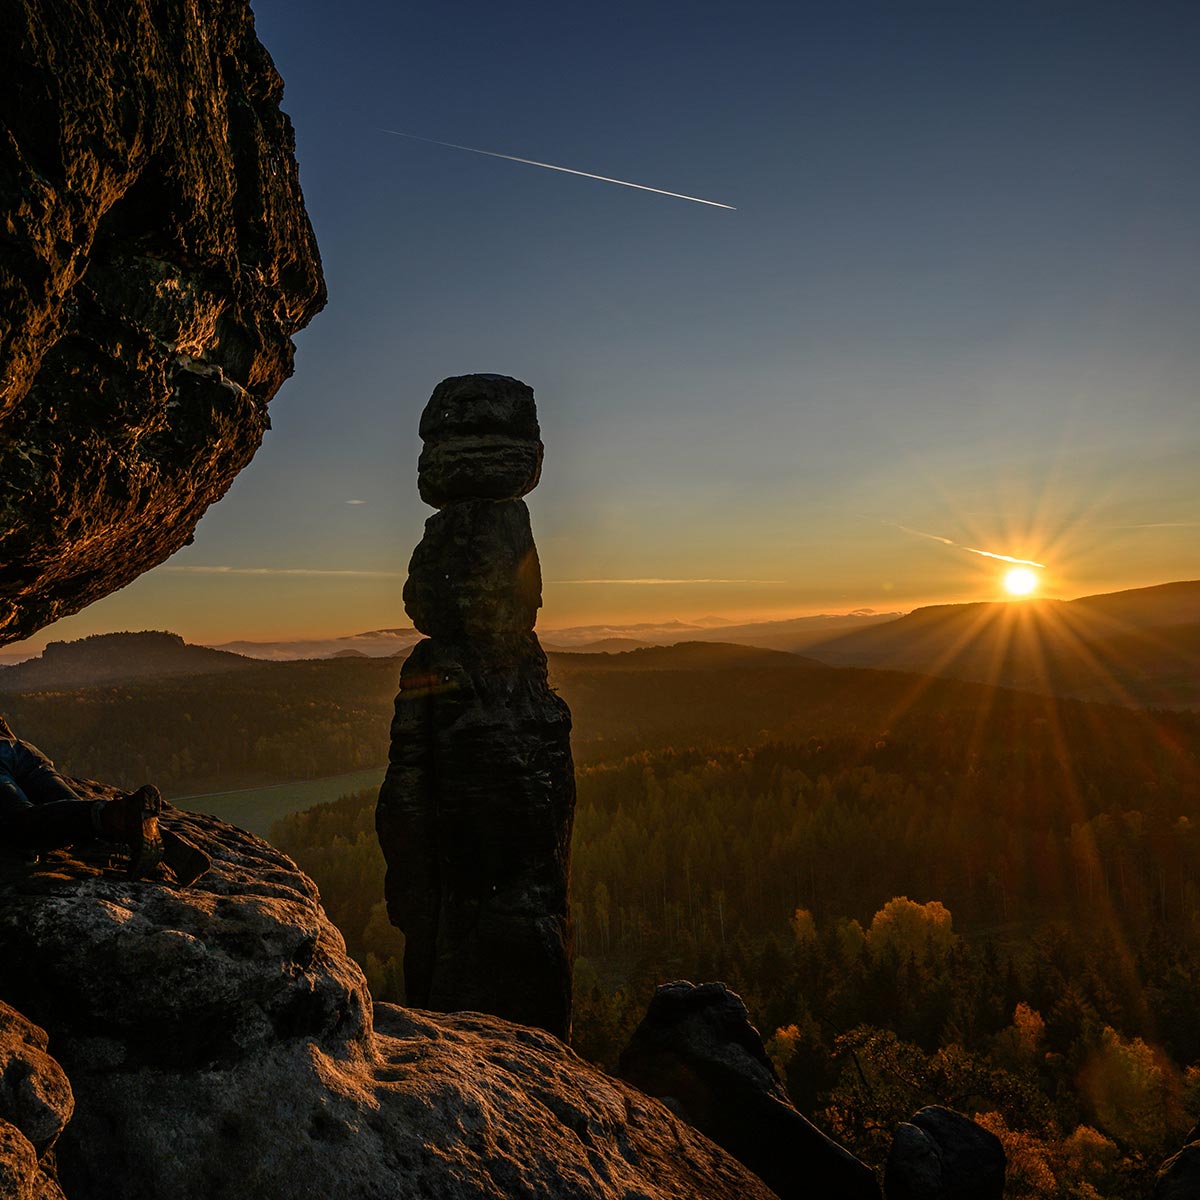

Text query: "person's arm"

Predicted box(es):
[12, 740, 81, 803]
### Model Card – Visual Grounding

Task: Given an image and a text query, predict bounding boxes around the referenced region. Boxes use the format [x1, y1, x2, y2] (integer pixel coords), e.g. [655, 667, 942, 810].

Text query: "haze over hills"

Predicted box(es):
[197, 610, 901, 661]
[803, 579, 1200, 709]
[552, 642, 823, 672]
[2, 581, 1197, 708]
[211, 627, 420, 660]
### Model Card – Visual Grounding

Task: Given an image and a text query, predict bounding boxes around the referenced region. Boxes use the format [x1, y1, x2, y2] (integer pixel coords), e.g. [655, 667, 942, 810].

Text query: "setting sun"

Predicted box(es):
[1003, 567, 1039, 597]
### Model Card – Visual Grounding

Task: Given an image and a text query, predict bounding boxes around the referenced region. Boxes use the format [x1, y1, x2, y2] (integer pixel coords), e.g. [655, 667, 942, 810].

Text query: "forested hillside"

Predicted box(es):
[271, 662, 1200, 1200]
[0, 657, 399, 793]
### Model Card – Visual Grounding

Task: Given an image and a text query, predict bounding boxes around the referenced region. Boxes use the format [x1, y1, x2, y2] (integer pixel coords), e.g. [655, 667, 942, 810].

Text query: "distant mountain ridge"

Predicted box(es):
[5, 582, 1195, 708]
[804, 579, 1200, 708]
[0, 631, 251, 691]
[200, 610, 903, 662]
[548, 641, 823, 671]
[212, 628, 421, 661]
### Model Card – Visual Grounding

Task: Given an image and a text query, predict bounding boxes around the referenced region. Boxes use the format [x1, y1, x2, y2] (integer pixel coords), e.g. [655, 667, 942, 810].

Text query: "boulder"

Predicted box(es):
[0, 1001, 71, 1200]
[619, 980, 880, 1199]
[0, 0, 325, 645]
[379, 375, 575, 1039]
[0, 802, 774, 1199]
[0, 1120, 67, 1200]
[885, 1106, 1005, 1200]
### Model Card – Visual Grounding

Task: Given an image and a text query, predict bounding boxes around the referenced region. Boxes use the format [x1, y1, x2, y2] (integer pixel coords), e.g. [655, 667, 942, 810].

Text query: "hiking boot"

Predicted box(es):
[99, 785, 164, 879]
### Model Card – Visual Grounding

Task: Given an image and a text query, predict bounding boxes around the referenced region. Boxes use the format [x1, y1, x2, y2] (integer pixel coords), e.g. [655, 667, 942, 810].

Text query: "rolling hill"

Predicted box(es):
[802, 580, 1200, 708]
[0, 631, 253, 691]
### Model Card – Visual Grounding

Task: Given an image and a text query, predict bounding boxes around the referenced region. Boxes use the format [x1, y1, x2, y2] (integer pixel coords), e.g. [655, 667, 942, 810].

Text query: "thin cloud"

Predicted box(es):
[1111, 521, 1200, 529]
[889, 524, 1045, 569]
[381, 129, 736, 210]
[162, 566, 402, 577]
[553, 578, 784, 585]
[345, 499, 368, 506]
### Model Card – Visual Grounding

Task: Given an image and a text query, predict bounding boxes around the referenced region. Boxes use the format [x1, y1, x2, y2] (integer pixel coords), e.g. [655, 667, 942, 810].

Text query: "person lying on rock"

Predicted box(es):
[0, 715, 163, 878]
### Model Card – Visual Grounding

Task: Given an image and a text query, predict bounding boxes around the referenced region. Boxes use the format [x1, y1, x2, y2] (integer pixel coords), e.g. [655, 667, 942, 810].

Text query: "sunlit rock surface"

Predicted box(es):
[0, 1001, 71, 1200]
[0, 806, 773, 1200]
[620, 980, 881, 1199]
[0, 0, 325, 645]
[378, 375, 576, 1039]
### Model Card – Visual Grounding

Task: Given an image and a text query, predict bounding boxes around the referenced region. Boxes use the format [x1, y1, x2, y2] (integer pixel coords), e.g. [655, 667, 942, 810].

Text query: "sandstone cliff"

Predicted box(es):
[0, 0, 326, 645]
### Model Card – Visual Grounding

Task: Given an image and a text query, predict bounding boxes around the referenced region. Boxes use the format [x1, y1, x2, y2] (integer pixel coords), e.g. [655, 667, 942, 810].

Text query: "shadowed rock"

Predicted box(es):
[0, 805, 774, 1200]
[1154, 1126, 1200, 1200]
[378, 374, 575, 1039]
[0, 0, 325, 645]
[0, 1001, 71, 1200]
[417, 374, 543, 507]
[885, 1106, 1005, 1200]
[619, 980, 880, 1199]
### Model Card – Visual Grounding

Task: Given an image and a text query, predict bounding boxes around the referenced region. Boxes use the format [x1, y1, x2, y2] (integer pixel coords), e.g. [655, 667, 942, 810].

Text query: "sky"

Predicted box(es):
[15, 0, 1200, 651]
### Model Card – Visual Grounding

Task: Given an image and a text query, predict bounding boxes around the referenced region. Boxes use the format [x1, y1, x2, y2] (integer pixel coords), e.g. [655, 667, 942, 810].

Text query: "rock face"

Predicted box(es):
[0, 0, 326, 646]
[0, 804, 776, 1200]
[1155, 1136, 1200, 1199]
[619, 980, 881, 1200]
[885, 1106, 1006, 1200]
[377, 375, 576, 1039]
[0, 1001, 71, 1200]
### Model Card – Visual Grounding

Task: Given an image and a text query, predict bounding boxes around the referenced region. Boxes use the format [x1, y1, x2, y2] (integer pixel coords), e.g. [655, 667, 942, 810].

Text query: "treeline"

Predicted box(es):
[569, 738, 1200, 962]
[0, 658, 400, 793]
[4, 644, 1195, 799]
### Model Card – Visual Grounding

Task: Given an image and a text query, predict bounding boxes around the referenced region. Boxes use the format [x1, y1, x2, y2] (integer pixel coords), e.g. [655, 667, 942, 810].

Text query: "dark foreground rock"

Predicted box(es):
[0, 805, 774, 1200]
[619, 980, 880, 1200]
[1155, 1140, 1200, 1199]
[0, 0, 325, 646]
[0, 1001, 71, 1200]
[378, 375, 575, 1039]
[885, 1106, 1005, 1200]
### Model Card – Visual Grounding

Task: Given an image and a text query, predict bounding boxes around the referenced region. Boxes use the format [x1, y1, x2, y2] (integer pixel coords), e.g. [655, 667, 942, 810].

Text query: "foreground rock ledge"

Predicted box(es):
[0, 804, 774, 1199]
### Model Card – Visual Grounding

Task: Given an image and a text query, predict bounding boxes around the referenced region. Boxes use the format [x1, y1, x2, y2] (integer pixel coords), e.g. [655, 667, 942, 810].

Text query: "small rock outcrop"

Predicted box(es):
[0, 803, 776, 1200]
[0, 0, 326, 645]
[377, 374, 576, 1039]
[618, 980, 881, 1199]
[885, 1106, 1005, 1200]
[0, 1000, 71, 1200]
[1155, 1130, 1200, 1199]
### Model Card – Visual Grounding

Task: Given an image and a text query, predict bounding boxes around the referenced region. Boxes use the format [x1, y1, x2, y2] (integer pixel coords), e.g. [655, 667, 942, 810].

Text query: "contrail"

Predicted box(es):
[889, 524, 1045, 569]
[553, 578, 782, 585]
[381, 129, 736, 210]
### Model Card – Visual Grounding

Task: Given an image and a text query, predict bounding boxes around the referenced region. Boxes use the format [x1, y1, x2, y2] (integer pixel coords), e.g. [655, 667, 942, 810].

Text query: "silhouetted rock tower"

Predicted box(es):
[377, 374, 576, 1039]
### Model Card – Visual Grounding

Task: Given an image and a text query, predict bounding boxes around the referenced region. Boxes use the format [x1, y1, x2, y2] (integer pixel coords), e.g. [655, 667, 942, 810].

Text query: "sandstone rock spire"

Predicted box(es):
[377, 374, 576, 1039]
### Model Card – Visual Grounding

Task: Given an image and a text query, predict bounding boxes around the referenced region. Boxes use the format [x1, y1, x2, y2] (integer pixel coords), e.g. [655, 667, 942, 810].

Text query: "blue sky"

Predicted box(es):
[19, 0, 1200, 648]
